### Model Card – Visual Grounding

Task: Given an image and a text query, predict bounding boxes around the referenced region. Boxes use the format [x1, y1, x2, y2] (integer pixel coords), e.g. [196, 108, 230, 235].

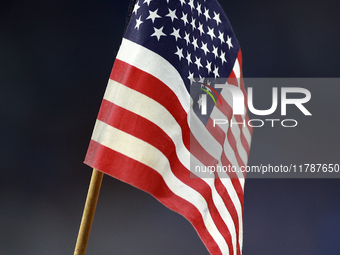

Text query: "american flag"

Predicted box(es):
[85, 0, 252, 254]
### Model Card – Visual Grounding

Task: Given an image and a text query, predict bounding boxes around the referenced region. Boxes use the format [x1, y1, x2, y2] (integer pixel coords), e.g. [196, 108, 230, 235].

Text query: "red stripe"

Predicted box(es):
[237, 50, 243, 69]
[85, 140, 222, 255]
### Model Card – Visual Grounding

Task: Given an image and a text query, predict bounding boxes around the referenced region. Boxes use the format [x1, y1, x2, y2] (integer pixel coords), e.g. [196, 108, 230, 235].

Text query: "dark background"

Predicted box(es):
[1, 0, 339, 254]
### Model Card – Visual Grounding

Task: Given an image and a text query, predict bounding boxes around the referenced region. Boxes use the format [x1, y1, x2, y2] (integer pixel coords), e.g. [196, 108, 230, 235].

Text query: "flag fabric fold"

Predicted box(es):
[85, 0, 252, 254]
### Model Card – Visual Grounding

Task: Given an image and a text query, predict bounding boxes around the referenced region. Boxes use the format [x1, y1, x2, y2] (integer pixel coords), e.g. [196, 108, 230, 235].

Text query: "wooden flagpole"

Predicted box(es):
[74, 168, 104, 255]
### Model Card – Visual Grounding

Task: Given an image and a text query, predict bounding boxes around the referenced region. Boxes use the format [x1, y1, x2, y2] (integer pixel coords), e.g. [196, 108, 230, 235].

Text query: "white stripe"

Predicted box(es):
[117, 38, 190, 113]
[233, 59, 241, 87]
[92, 120, 230, 254]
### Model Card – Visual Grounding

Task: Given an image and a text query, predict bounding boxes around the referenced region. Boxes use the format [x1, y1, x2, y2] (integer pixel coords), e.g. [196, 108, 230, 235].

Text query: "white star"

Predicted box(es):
[151, 26, 166, 40]
[181, 12, 188, 25]
[188, 0, 195, 10]
[192, 37, 199, 50]
[166, 8, 178, 22]
[206, 61, 212, 73]
[226, 35, 233, 49]
[171, 27, 181, 41]
[175, 46, 184, 60]
[196, 3, 202, 16]
[186, 51, 192, 65]
[197, 22, 204, 36]
[188, 71, 195, 85]
[190, 17, 196, 30]
[133, 2, 140, 15]
[213, 65, 219, 78]
[135, 16, 143, 30]
[218, 31, 225, 44]
[201, 42, 210, 55]
[220, 51, 227, 64]
[199, 75, 205, 84]
[184, 32, 190, 45]
[203, 7, 211, 21]
[213, 11, 221, 26]
[212, 45, 219, 58]
[194, 56, 203, 70]
[207, 26, 216, 40]
[179, 0, 186, 6]
[147, 9, 161, 23]
[143, 0, 152, 6]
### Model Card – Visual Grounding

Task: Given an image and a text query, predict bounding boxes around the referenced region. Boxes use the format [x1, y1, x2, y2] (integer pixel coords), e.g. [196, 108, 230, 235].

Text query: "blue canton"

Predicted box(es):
[123, 0, 240, 92]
